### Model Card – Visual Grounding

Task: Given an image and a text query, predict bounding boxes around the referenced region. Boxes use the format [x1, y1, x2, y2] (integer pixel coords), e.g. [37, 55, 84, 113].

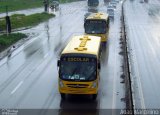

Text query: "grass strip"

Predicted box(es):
[0, 0, 82, 13]
[0, 33, 27, 52]
[0, 12, 54, 31]
[0, 0, 44, 13]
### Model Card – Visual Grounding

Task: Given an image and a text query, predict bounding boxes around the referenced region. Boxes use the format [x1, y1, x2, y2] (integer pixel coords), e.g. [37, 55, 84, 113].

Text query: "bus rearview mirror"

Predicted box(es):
[98, 62, 101, 70]
[57, 60, 60, 67]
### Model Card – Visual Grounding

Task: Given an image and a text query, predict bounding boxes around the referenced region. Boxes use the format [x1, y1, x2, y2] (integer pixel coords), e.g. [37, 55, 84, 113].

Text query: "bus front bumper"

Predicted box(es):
[59, 88, 98, 94]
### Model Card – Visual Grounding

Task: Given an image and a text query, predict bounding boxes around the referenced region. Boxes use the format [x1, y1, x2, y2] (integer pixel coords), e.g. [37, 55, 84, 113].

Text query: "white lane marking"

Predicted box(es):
[128, 25, 145, 109]
[11, 81, 24, 95]
[44, 53, 49, 58]
[133, 26, 146, 109]
[112, 39, 118, 115]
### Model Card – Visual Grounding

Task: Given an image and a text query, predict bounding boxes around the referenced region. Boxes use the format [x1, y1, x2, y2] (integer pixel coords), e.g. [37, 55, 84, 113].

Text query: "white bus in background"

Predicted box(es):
[88, 0, 99, 7]
[107, 6, 114, 19]
[109, 1, 117, 9]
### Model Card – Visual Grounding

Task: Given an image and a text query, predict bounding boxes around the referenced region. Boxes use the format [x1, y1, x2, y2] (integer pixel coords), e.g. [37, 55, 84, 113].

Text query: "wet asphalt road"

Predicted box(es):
[124, 0, 160, 109]
[0, 0, 126, 114]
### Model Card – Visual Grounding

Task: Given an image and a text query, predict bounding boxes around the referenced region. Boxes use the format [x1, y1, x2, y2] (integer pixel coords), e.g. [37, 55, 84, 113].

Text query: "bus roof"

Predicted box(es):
[62, 35, 101, 56]
[86, 12, 109, 20]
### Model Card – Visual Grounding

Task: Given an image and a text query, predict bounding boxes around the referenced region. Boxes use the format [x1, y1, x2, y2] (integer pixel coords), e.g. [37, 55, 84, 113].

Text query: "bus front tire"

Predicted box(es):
[92, 94, 97, 100]
[61, 93, 65, 100]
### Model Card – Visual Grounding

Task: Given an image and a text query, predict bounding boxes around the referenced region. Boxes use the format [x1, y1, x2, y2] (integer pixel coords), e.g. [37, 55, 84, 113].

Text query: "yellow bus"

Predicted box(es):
[84, 13, 109, 43]
[57, 35, 101, 100]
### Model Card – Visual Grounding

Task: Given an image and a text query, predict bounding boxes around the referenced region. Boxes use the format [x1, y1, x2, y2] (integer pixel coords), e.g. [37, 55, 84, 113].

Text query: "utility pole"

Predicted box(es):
[5, 6, 11, 35]
[59, 7, 62, 41]
[44, 0, 49, 12]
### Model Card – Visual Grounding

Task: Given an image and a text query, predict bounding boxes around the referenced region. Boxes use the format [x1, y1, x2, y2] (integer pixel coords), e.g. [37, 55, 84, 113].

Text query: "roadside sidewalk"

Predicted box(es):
[0, 7, 44, 17]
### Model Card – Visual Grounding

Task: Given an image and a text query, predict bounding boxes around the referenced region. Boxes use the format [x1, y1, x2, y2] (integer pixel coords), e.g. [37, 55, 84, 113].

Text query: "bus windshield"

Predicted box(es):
[88, 0, 99, 6]
[85, 20, 107, 34]
[60, 60, 96, 81]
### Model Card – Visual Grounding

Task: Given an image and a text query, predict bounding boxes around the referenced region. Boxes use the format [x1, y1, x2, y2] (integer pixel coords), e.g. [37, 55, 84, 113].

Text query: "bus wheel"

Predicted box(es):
[92, 94, 97, 100]
[61, 93, 65, 100]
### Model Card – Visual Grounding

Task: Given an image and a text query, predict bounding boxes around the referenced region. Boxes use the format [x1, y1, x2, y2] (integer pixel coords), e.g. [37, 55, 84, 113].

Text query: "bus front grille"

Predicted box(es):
[66, 84, 89, 88]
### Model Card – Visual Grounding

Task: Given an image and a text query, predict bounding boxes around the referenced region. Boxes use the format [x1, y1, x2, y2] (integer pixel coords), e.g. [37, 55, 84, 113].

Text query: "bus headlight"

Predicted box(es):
[91, 81, 97, 88]
[59, 80, 64, 87]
